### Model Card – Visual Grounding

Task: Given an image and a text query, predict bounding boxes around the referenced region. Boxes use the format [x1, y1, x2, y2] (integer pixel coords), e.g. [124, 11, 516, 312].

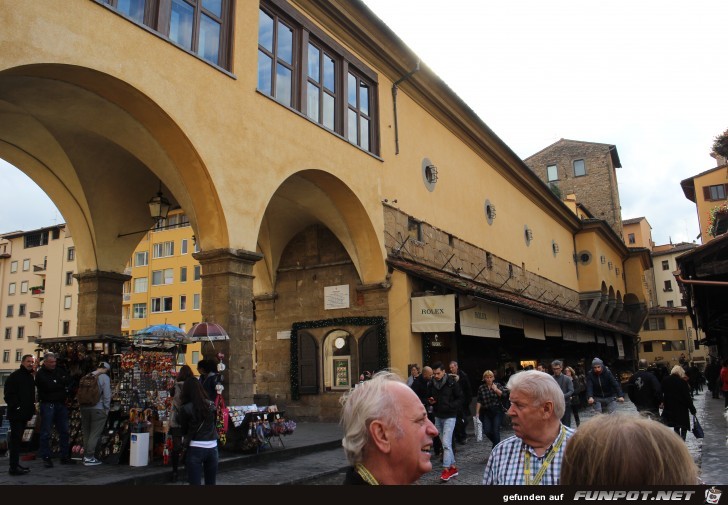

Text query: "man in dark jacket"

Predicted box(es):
[449, 360, 472, 444]
[705, 357, 720, 399]
[35, 352, 72, 467]
[427, 361, 462, 482]
[627, 359, 662, 419]
[411, 366, 441, 455]
[4, 354, 36, 475]
[585, 357, 624, 414]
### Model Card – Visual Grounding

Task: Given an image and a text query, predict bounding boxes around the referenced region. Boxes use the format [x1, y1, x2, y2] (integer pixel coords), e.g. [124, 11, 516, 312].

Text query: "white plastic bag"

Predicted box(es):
[473, 416, 483, 442]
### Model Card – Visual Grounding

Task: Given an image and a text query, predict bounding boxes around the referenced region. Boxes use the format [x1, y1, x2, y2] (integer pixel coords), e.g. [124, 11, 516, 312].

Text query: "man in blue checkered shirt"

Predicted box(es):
[482, 370, 575, 485]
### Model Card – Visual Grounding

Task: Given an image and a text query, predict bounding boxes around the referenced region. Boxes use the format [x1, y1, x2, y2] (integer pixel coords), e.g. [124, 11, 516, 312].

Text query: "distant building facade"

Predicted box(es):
[525, 139, 624, 238]
[0, 225, 77, 395]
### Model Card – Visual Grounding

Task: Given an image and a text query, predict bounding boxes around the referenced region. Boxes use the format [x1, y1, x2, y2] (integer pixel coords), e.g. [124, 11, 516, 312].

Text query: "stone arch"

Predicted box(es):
[254, 169, 385, 293]
[0, 64, 227, 274]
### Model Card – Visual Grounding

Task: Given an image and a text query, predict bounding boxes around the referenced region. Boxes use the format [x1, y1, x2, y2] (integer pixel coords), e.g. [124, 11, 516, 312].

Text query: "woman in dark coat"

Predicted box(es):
[660, 365, 696, 440]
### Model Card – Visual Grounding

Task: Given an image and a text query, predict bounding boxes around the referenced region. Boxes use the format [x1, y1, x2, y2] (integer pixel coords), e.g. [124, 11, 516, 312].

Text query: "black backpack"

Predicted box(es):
[77, 373, 100, 406]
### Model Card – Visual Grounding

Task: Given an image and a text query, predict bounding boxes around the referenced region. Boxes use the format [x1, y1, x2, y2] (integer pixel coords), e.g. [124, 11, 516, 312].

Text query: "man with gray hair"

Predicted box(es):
[550, 360, 574, 426]
[80, 362, 112, 466]
[340, 370, 438, 485]
[35, 352, 73, 467]
[482, 370, 575, 485]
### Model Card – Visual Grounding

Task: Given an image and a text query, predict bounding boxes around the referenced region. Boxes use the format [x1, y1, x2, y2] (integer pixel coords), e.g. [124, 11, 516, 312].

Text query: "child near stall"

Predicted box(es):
[168, 365, 194, 483]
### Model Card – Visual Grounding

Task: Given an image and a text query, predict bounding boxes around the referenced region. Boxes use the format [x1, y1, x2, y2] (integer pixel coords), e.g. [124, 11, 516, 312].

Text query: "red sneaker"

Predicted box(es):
[440, 465, 459, 482]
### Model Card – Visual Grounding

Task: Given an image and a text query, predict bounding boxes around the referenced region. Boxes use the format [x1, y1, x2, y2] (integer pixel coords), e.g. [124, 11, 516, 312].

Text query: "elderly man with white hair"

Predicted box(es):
[483, 370, 575, 485]
[340, 370, 439, 485]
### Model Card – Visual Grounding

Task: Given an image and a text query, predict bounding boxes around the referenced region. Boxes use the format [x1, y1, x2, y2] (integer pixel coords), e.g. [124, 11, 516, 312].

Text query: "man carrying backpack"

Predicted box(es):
[79, 362, 111, 466]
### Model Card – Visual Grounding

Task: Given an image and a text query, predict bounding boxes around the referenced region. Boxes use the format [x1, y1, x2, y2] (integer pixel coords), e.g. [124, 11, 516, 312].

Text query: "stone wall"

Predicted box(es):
[384, 205, 580, 310]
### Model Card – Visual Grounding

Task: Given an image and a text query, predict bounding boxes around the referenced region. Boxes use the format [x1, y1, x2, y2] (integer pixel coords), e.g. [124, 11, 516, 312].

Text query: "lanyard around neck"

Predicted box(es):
[523, 426, 567, 485]
[355, 463, 379, 485]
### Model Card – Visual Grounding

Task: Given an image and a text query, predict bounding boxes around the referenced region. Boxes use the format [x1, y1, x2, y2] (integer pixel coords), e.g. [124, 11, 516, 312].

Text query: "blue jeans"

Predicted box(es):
[480, 408, 503, 446]
[186, 445, 218, 485]
[592, 396, 617, 414]
[434, 417, 456, 468]
[39, 402, 69, 459]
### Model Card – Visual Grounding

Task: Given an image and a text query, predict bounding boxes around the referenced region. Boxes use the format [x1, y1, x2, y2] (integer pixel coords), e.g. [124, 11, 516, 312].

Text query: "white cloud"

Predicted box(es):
[0, 160, 63, 233]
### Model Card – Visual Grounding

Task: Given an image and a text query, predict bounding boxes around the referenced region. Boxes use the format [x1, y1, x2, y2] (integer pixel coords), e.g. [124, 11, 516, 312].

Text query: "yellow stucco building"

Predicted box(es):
[1, 0, 651, 420]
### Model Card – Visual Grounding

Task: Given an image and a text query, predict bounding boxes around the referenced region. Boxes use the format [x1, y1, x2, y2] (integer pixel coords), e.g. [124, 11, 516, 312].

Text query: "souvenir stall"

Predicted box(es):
[33, 334, 128, 461]
[227, 403, 296, 453]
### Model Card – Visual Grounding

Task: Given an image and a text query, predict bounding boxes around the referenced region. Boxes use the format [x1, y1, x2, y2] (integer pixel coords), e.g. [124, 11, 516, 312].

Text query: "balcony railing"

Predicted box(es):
[29, 310, 43, 319]
[123, 293, 131, 302]
[33, 264, 47, 273]
[121, 318, 130, 329]
[31, 287, 45, 296]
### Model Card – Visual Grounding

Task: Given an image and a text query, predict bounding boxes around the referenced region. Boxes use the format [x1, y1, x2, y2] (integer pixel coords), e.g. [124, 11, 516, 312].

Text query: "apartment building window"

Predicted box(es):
[101, 0, 233, 69]
[22, 259, 30, 271]
[67, 247, 75, 261]
[20, 281, 28, 294]
[703, 184, 728, 201]
[546, 164, 558, 182]
[4, 328, 11, 340]
[132, 303, 147, 319]
[181, 239, 188, 255]
[667, 300, 674, 308]
[642, 342, 653, 353]
[573, 159, 586, 177]
[10, 261, 17, 273]
[152, 268, 174, 286]
[306, 41, 337, 131]
[17, 326, 24, 339]
[180, 295, 187, 311]
[643, 317, 666, 331]
[66, 271, 74, 286]
[64, 295, 72, 310]
[180, 267, 187, 283]
[677, 318, 684, 330]
[8, 283, 16, 295]
[191, 351, 200, 365]
[62, 321, 70, 335]
[193, 293, 201, 310]
[661, 260, 669, 271]
[153, 241, 174, 258]
[664, 280, 673, 292]
[134, 277, 149, 293]
[6, 305, 13, 317]
[628, 233, 635, 244]
[194, 265, 201, 281]
[18, 304, 25, 317]
[2, 350, 9, 362]
[15, 349, 22, 361]
[135, 251, 149, 267]
[257, 3, 379, 155]
[24, 231, 49, 248]
[151, 297, 173, 313]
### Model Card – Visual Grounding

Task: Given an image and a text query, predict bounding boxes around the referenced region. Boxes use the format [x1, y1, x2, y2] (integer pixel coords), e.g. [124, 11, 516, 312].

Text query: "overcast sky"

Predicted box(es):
[2, 0, 727, 245]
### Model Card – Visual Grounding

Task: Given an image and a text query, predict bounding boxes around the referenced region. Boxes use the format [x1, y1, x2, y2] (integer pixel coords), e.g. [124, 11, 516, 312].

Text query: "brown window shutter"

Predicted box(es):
[703, 186, 711, 200]
[723, 184, 728, 198]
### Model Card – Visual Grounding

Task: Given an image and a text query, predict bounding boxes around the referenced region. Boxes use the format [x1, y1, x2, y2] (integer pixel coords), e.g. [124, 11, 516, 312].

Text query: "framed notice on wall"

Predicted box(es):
[333, 357, 351, 389]
[324, 284, 350, 310]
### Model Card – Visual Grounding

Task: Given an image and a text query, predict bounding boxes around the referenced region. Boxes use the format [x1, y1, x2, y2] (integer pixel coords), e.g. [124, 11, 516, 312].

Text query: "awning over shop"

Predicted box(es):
[616, 334, 625, 358]
[411, 294, 456, 332]
[524, 315, 546, 340]
[459, 297, 500, 338]
[545, 320, 562, 338]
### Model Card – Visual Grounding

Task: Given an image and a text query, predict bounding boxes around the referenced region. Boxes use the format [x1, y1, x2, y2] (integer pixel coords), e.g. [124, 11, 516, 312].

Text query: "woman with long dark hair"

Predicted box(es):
[178, 376, 218, 485]
[168, 365, 194, 482]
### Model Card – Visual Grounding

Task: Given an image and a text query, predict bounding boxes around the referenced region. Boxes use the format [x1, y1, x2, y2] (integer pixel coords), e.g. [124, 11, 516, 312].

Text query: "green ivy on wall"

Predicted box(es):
[289, 316, 388, 400]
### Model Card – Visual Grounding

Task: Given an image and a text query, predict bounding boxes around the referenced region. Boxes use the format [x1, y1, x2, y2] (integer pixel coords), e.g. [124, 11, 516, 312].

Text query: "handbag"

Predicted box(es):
[691, 415, 704, 439]
[473, 416, 483, 442]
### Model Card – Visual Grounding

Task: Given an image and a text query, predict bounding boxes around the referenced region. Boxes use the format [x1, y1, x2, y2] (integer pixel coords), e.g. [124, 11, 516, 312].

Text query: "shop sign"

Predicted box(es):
[498, 308, 523, 329]
[459, 298, 500, 338]
[562, 324, 578, 342]
[524, 315, 545, 340]
[616, 334, 625, 358]
[544, 320, 562, 338]
[411, 294, 456, 332]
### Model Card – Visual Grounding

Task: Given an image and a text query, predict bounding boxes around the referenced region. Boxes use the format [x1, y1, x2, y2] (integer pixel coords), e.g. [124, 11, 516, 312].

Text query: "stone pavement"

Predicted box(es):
[304, 390, 728, 486]
[1, 391, 725, 486]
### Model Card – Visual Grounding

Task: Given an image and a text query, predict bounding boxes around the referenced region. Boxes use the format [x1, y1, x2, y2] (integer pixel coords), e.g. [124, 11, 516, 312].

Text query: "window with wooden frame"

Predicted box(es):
[703, 184, 728, 201]
[257, 1, 379, 155]
[99, 0, 234, 70]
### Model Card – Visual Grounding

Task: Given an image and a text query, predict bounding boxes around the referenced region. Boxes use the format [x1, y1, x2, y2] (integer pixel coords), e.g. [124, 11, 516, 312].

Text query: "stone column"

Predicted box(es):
[74, 270, 130, 336]
[192, 248, 263, 405]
